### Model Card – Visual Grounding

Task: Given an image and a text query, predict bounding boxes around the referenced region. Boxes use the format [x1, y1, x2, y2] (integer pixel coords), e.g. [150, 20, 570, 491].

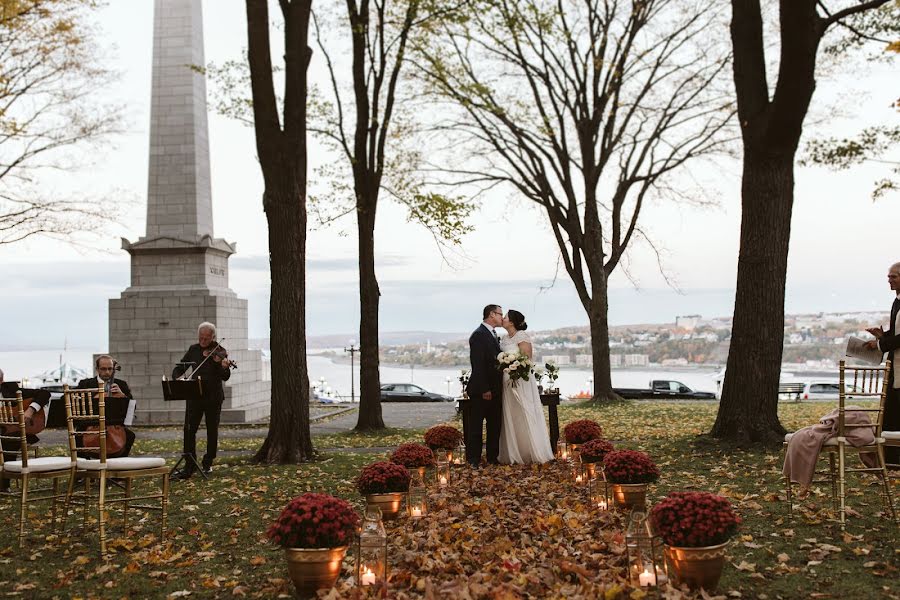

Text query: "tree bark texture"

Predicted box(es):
[355, 192, 385, 430]
[711, 153, 794, 444]
[246, 0, 315, 463]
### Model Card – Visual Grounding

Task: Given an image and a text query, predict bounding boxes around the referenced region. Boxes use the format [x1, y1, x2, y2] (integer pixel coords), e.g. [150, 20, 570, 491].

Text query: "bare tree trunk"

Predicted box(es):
[587, 291, 616, 402]
[355, 192, 385, 430]
[255, 184, 314, 462]
[711, 152, 793, 444]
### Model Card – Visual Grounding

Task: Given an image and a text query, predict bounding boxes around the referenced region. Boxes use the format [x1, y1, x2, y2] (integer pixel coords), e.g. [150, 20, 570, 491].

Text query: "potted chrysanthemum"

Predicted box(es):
[267, 493, 359, 597]
[390, 442, 436, 480]
[650, 492, 741, 591]
[423, 424, 464, 462]
[356, 461, 411, 520]
[562, 419, 603, 459]
[602, 450, 660, 509]
[579, 438, 615, 480]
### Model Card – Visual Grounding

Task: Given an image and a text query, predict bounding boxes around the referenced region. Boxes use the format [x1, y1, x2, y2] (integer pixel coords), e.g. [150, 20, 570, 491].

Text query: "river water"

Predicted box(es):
[1, 350, 831, 400]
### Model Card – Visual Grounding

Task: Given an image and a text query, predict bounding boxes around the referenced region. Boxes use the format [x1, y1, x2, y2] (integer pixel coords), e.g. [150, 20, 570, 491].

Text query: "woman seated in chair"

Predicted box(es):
[76, 356, 136, 458]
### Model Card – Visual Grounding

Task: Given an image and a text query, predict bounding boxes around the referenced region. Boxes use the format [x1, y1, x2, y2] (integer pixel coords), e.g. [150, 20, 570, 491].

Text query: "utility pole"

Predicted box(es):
[344, 340, 359, 403]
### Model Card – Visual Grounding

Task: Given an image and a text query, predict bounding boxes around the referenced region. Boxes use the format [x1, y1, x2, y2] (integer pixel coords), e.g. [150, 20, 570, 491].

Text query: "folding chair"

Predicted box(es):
[61, 385, 170, 556]
[0, 391, 74, 547]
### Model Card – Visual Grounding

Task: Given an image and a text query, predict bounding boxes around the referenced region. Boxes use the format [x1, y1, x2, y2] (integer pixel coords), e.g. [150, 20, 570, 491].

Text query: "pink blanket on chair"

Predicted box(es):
[783, 407, 877, 487]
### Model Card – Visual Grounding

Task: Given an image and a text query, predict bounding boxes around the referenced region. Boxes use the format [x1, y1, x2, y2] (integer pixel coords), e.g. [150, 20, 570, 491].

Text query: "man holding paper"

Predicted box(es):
[865, 262, 900, 464]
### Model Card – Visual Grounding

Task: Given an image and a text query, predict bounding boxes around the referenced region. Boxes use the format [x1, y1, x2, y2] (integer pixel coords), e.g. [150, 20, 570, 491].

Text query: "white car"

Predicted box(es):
[795, 381, 864, 401]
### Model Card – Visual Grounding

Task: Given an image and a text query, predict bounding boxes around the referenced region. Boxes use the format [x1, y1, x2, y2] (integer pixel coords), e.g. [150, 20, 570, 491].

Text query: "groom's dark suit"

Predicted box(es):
[466, 323, 503, 465]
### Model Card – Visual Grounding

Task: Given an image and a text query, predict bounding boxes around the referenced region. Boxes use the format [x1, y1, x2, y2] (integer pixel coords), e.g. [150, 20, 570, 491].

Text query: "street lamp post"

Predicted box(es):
[344, 340, 359, 403]
[445, 376, 452, 396]
[587, 376, 594, 397]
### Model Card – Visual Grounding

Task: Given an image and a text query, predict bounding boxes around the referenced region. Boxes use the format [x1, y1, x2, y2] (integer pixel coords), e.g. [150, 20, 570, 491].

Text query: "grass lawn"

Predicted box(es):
[0, 400, 896, 599]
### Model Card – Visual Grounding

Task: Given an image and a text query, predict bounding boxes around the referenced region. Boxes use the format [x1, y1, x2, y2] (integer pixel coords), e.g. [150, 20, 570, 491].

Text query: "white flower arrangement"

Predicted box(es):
[497, 351, 533, 386]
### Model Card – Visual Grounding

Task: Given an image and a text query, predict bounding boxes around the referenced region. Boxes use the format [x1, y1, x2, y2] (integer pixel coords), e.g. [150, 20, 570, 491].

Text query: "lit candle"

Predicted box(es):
[638, 568, 656, 587]
[561, 450, 568, 460]
[360, 567, 376, 586]
[597, 499, 608, 510]
[575, 474, 583, 484]
[439, 475, 448, 487]
[411, 506, 422, 518]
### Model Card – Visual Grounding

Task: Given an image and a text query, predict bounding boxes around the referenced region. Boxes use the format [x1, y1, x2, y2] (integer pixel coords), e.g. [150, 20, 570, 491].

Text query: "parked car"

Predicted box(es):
[795, 381, 863, 401]
[613, 380, 717, 400]
[380, 383, 453, 403]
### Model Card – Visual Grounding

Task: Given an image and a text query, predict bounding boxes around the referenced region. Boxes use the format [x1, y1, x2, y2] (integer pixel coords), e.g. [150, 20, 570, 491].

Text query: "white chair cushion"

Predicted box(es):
[3, 456, 73, 473]
[883, 430, 900, 441]
[76, 457, 166, 471]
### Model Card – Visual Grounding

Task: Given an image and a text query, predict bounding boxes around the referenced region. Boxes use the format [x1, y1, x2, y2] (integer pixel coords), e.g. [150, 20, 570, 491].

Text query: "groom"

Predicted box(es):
[465, 304, 504, 467]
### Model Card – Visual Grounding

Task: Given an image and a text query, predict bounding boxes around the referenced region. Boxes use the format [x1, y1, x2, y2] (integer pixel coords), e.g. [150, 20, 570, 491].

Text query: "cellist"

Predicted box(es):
[0, 367, 50, 492]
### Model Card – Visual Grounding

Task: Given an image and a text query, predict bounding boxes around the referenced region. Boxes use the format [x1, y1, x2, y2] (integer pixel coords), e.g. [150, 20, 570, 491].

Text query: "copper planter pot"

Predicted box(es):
[666, 541, 729, 591]
[284, 546, 348, 598]
[609, 483, 648, 509]
[365, 492, 406, 520]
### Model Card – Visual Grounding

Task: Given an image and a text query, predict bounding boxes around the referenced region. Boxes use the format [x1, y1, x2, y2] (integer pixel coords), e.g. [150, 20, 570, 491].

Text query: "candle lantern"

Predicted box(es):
[436, 454, 451, 488]
[572, 454, 586, 485]
[452, 443, 466, 466]
[625, 511, 667, 594]
[589, 477, 608, 510]
[356, 506, 388, 587]
[407, 468, 427, 519]
[555, 439, 567, 460]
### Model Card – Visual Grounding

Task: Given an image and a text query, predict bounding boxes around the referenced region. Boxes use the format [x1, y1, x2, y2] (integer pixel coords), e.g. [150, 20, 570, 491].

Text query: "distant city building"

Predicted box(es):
[624, 354, 649, 367]
[676, 315, 702, 331]
[575, 354, 592, 366]
[661, 358, 689, 366]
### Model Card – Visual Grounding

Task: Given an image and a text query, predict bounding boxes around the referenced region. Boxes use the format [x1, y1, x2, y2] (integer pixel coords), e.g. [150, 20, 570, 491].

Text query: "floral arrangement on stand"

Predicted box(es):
[496, 351, 533, 385]
[459, 369, 470, 394]
[424, 424, 464, 451]
[563, 419, 604, 444]
[649, 492, 741, 548]
[544, 361, 560, 391]
[266, 492, 359, 549]
[390, 443, 436, 469]
[602, 450, 660, 484]
[356, 461, 412, 495]
[579, 438, 615, 463]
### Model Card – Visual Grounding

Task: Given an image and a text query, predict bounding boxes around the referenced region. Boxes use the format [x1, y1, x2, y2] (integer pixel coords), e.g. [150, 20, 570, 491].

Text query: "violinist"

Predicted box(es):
[0, 368, 51, 492]
[171, 322, 233, 479]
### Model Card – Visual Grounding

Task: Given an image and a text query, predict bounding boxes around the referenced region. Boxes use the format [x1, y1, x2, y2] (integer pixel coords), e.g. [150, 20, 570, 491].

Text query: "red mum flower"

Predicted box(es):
[563, 419, 603, 444]
[265, 493, 359, 549]
[649, 492, 741, 548]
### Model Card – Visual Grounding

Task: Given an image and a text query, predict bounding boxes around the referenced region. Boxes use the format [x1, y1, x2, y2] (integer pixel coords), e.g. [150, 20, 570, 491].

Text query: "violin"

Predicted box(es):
[201, 343, 238, 370]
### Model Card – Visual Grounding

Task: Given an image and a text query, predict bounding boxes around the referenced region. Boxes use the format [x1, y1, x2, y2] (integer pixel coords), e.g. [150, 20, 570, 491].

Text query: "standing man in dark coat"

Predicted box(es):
[466, 305, 504, 467]
[76, 355, 137, 457]
[866, 262, 900, 465]
[0, 369, 50, 492]
[172, 322, 232, 478]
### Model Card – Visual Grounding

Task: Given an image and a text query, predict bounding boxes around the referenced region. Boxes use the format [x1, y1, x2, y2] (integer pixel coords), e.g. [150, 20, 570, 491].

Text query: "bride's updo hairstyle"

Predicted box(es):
[508, 309, 528, 331]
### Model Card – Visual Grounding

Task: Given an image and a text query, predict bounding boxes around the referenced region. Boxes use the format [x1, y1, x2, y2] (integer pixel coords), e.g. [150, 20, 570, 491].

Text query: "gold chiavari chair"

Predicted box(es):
[61, 385, 170, 557]
[0, 391, 74, 547]
[784, 361, 897, 528]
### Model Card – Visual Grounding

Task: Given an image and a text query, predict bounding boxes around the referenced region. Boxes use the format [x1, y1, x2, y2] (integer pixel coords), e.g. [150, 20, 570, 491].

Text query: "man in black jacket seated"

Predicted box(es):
[76, 355, 136, 458]
[0, 368, 51, 492]
[171, 322, 232, 479]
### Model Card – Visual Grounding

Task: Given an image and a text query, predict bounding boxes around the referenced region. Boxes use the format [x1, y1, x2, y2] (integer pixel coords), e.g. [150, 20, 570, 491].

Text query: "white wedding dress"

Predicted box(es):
[498, 330, 555, 464]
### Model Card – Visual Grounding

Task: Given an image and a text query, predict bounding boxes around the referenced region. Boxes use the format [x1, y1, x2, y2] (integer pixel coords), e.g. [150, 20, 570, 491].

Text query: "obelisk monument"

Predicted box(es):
[107, 0, 270, 423]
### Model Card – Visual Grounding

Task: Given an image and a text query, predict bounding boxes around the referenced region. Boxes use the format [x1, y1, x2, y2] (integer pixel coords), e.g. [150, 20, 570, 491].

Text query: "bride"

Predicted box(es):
[498, 310, 555, 464]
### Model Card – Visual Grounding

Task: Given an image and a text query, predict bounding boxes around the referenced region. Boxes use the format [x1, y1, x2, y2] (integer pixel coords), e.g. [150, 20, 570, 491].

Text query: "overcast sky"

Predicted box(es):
[0, 1, 897, 350]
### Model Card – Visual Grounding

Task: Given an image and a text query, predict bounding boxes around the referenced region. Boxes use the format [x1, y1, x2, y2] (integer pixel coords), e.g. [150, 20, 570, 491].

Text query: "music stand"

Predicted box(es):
[162, 377, 209, 480]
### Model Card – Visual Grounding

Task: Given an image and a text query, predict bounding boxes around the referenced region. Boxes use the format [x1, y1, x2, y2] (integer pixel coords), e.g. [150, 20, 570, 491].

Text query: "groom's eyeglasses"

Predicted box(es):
[491, 311, 503, 317]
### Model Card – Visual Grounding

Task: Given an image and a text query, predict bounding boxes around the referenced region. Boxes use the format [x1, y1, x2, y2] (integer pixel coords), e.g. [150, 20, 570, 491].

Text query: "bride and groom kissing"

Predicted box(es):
[464, 304, 555, 467]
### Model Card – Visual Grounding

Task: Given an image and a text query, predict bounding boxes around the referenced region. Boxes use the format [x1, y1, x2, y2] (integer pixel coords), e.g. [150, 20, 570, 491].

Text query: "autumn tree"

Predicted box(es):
[312, 1, 471, 430]
[711, 0, 895, 444]
[245, 0, 314, 463]
[416, 0, 734, 401]
[0, 0, 120, 244]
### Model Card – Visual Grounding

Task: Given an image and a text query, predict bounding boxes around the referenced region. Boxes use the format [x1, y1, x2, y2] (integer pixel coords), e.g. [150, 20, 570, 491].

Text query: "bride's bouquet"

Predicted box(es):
[497, 351, 533, 386]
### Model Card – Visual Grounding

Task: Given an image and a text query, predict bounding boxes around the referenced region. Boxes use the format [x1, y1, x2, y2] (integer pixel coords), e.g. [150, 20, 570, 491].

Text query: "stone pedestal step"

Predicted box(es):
[135, 399, 272, 425]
